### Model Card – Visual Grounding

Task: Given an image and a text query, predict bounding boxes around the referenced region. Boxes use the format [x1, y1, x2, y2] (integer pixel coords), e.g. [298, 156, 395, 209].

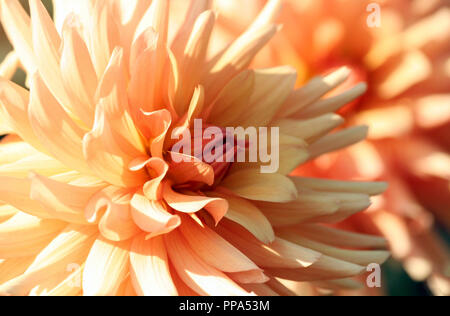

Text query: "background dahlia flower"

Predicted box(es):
[214, 0, 450, 295]
[0, 0, 390, 296]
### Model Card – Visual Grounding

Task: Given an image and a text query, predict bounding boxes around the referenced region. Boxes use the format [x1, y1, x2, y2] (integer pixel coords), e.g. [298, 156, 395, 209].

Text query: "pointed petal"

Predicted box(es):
[130, 234, 178, 296]
[164, 230, 253, 296]
[83, 237, 131, 296]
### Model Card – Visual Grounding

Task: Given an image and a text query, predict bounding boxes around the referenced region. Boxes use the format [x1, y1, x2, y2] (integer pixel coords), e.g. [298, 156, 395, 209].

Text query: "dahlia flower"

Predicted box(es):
[214, 0, 450, 295]
[0, 0, 389, 296]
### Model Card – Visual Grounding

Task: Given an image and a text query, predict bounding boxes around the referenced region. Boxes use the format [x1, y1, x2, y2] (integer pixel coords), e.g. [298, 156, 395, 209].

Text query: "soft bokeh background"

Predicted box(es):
[0, 0, 448, 296]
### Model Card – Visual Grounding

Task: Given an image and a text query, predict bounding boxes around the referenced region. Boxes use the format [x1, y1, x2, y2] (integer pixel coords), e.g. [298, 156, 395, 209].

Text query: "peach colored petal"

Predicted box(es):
[60, 19, 98, 127]
[83, 237, 131, 296]
[171, 0, 212, 60]
[172, 11, 215, 115]
[0, 212, 66, 259]
[179, 214, 264, 278]
[85, 186, 140, 242]
[0, 176, 53, 219]
[0, 78, 44, 152]
[83, 102, 149, 187]
[130, 234, 178, 296]
[164, 229, 253, 296]
[28, 72, 92, 175]
[130, 192, 180, 238]
[30, 173, 106, 225]
[163, 181, 228, 224]
[167, 152, 214, 187]
[136, 158, 169, 200]
[23, 224, 97, 295]
[135, 109, 172, 159]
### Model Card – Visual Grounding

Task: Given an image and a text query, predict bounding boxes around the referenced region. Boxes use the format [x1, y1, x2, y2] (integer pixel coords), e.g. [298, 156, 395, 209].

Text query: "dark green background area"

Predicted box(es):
[0, 0, 444, 297]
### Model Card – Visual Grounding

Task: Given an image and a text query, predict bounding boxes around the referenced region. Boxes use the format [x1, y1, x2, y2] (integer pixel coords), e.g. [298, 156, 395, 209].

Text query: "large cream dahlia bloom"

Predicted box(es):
[0, 0, 389, 296]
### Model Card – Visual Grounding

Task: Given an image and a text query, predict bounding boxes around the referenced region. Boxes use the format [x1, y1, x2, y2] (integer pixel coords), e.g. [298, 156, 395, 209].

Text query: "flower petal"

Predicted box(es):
[83, 237, 131, 296]
[130, 193, 180, 238]
[222, 169, 298, 203]
[163, 181, 228, 224]
[0, 212, 66, 259]
[130, 234, 178, 296]
[164, 229, 253, 296]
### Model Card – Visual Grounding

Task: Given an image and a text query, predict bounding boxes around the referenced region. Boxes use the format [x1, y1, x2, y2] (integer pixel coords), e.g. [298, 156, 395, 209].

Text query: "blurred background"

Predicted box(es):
[0, 0, 450, 296]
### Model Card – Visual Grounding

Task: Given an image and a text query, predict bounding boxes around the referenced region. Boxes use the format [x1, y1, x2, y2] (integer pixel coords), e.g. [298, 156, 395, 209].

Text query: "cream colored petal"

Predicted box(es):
[130, 234, 178, 296]
[275, 114, 344, 144]
[216, 219, 321, 269]
[277, 67, 351, 118]
[0, 205, 18, 223]
[276, 227, 390, 266]
[298, 83, 367, 119]
[164, 230, 253, 296]
[204, 24, 279, 101]
[180, 214, 264, 279]
[29, 0, 80, 120]
[0, 0, 36, 74]
[222, 169, 298, 203]
[208, 189, 274, 244]
[86, 0, 120, 77]
[266, 255, 366, 282]
[82, 237, 131, 296]
[0, 153, 69, 178]
[292, 224, 388, 250]
[172, 11, 215, 115]
[308, 126, 368, 159]
[0, 51, 20, 80]
[22, 224, 97, 295]
[291, 177, 388, 196]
